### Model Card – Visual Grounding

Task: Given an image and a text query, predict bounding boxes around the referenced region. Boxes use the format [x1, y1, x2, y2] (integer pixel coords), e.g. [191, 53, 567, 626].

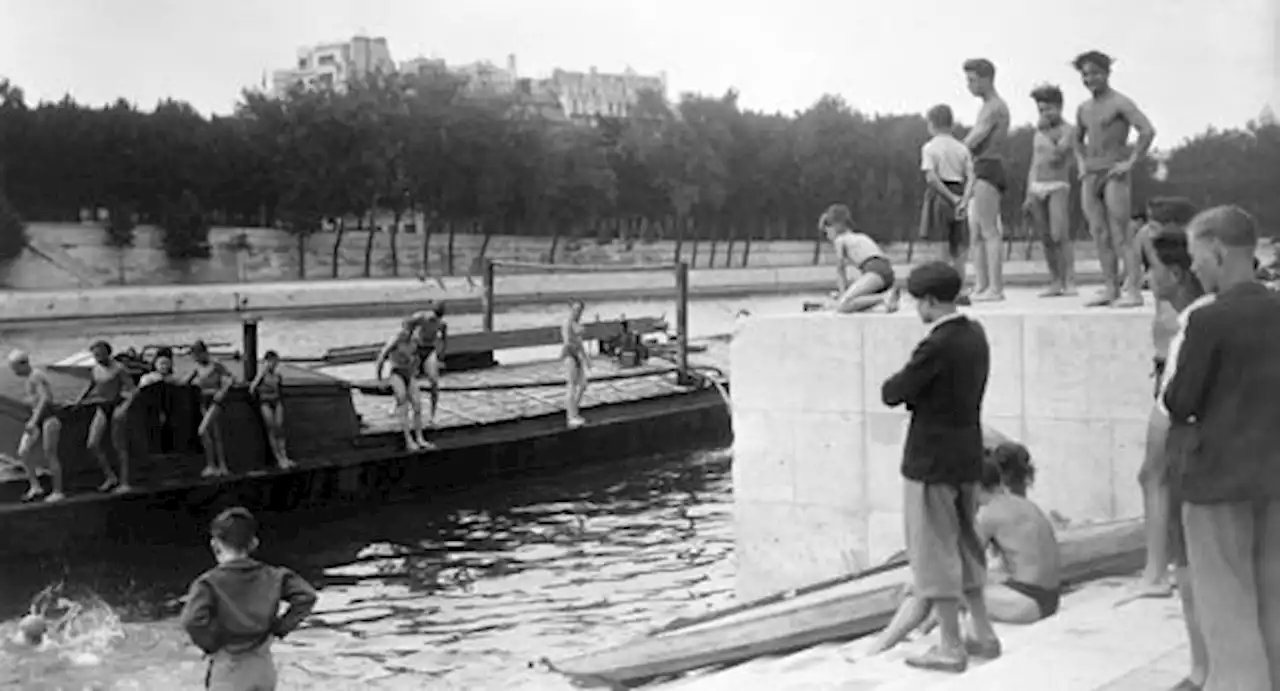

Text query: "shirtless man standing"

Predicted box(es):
[961, 59, 1012, 303]
[1023, 84, 1077, 297]
[6, 350, 65, 502]
[1072, 51, 1157, 308]
[75, 340, 137, 492]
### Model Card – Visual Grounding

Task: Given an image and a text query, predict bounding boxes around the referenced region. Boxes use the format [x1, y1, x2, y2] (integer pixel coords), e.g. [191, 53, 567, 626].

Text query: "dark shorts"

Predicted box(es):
[904, 480, 987, 600]
[391, 368, 415, 391]
[858, 256, 895, 292]
[1003, 580, 1061, 619]
[1152, 357, 1166, 400]
[974, 157, 1008, 193]
[416, 346, 437, 377]
[34, 403, 64, 428]
[919, 181, 968, 256]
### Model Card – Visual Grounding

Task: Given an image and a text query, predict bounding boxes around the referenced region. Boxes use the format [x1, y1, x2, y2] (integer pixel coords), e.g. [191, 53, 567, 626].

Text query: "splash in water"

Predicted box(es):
[1, 583, 140, 689]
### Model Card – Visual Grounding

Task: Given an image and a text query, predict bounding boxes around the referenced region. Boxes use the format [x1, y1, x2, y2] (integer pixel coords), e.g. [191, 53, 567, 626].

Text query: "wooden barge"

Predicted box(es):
[0, 313, 731, 560]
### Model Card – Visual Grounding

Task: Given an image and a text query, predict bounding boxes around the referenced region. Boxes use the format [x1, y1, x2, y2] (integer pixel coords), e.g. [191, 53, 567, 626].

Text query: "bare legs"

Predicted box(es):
[1029, 188, 1076, 297]
[259, 403, 294, 469]
[968, 181, 1005, 301]
[390, 375, 429, 451]
[1138, 406, 1175, 596]
[1083, 174, 1143, 308]
[1176, 565, 1209, 688]
[16, 418, 64, 502]
[565, 357, 588, 428]
[422, 353, 441, 430]
[86, 406, 121, 491]
[197, 402, 229, 477]
[832, 274, 901, 314]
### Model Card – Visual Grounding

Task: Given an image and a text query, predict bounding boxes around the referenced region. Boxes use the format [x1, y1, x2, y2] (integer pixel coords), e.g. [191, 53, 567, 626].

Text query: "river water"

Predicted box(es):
[0, 291, 830, 691]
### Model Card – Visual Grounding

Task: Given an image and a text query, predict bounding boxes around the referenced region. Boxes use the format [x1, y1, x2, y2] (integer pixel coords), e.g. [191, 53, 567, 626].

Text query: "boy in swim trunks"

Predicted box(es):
[1023, 84, 1077, 297]
[74, 340, 137, 492]
[5, 350, 65, 502]
[880, 261, 999, 673]
[375, 325, 430, 451]
[868, 439, 1061, 655]
[249, 350, 295, 470]
[405, 304, 448, 429]
[918, 103, 974, 305]
[181, 507, 317, 691]
[1072, 50, 1156, 309]
[962, 58, 1011, 302]
[819, 203, 901, 314]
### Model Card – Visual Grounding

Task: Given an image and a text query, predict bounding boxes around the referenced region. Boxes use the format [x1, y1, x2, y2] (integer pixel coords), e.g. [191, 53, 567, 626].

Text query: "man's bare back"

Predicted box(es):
[980, 494, 1060, 589]
[1077, 90, 1150, 174]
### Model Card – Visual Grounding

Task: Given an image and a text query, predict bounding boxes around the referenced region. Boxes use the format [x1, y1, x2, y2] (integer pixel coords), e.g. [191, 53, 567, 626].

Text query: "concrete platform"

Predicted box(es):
[662, 575, 1192, 691]
[729, 292, 1155, 600]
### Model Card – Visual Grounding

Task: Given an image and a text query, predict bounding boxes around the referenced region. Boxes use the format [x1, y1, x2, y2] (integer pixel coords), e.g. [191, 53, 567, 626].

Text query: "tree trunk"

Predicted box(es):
[548, 217, 563, 264]
[707, 214, 719, 268]
[689, 215, 701, 269]
[361, 204, 378, 277]
[330, 218, 346, 278]
[477, 217, 494, 272]
[295, 232, 307, 280]
[673, 214, 685, 264]
[446, 218, 457, 275]
[724, 215, 737, 268]
[389, 208, 402, 277]
[742, 217, 753, 267]
[420, 211, 434, 277]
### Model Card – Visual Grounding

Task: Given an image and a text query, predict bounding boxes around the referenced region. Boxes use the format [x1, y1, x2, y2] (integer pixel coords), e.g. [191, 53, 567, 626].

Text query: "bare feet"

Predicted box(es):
[1133, 578, 1175, 599]
[21, 485, 45, 502]
[1039, 286, 1065, 298]
[44, 492, 65, 503]
[405, 438, 422, 452]
[567, 416, 586, 429]
[200, 466, 219, 479]
[1113, 293, 1145, 308]
[1085, 291, 1116, 307]
[904, 645, 967, 673]
[97, 477, 119, 492]
[276, 458, 297, 470]
[111, 484, 132, 495]
[884, 285, 902, 313]
[971, 291, 1006, 303]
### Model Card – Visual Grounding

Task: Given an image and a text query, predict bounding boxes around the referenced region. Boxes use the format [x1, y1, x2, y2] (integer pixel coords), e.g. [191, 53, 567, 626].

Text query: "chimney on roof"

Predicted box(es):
[507, 53, 517, 76]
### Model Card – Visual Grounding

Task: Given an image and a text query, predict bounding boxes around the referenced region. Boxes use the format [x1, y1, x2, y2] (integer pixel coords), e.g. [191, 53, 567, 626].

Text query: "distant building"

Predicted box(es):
[271, 35, 395, 96]
[509, 78, 569, 123]
[1260, 104, 1276, 127]
[545, 66, 667, 124]
[451, 54, 519, 95]
[399, 56, 448, 78]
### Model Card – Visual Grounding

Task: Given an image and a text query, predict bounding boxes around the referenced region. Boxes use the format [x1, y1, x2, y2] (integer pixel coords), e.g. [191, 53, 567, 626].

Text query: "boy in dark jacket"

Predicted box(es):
[880, 261, 1000, 673]
[181, 507, 318, 691]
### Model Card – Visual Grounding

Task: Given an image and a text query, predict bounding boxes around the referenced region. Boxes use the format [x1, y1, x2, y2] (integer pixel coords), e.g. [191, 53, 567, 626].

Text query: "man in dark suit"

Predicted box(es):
[881, 261, 1000, 673]
[1162, 205, 1280, 691]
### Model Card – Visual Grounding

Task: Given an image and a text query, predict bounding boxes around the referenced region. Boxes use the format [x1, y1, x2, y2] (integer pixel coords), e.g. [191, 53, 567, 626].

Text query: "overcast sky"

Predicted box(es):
[1, 0, 1276, 145]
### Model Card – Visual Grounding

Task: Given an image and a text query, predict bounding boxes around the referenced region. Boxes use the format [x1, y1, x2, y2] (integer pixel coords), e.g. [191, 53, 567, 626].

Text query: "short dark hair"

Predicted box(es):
[926, 104, 954, 129]
[1151, 227, 1193, 271]
[1072, 51, 1113, 73]
[820, 203, 856, 231]
[1148, 197, 1199, 226]
[962, 58, 996, 79]
[210, 507, 257, 551]
[263, 350, 279, 360]
[985, 442, 1035, 496]
[191, 340, 209, 354]
[905, 261, 963, 302]
[154, 346, 174, 360]
[90, 340, 112, 355]
[1029, 84, 1064, 107]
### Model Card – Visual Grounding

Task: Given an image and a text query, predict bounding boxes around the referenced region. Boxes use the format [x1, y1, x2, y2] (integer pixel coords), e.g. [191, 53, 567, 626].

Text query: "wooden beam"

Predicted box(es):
[323, 317, 668, 365]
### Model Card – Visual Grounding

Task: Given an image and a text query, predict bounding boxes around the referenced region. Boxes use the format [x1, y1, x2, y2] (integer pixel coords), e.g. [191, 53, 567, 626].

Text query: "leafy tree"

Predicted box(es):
[0, 188, 28, 262]
[160, 190, 211, 261]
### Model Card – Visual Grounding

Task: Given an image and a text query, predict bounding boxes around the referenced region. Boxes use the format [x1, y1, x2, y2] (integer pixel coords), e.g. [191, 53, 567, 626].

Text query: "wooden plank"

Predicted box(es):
[323, 317, 668, 364]
[546, 518, 1145, 685]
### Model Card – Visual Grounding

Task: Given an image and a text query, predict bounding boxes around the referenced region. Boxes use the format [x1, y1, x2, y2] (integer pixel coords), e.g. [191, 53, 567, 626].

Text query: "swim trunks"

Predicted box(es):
[34, 403, 64, 427]
[858, 256, 895, 293]
[1027, 180, 1070, 200]
[1003, 580, 1061, 619]
[973, 158, 1008, 193]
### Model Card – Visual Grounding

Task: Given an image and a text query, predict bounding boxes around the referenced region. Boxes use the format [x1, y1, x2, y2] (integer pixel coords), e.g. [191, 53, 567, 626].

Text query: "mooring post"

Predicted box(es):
[242, 317, 260, 381]
[481, 258, 495, 332]
[675, 261, 691, 386]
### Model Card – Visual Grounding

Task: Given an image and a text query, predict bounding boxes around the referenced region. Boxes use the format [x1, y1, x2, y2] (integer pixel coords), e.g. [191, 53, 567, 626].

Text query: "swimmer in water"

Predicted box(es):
[819, 204, 901, 314]
[5, 350, 65, 503]
[1072, 50, 1156, 308]
[73, 340, 137, 493]
[249, 351, 295, 470]
[562, 299, 591, 428]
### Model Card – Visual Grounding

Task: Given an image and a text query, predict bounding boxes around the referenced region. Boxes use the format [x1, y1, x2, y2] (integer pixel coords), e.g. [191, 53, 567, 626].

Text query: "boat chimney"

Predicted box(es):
[242, 318, 260, 380]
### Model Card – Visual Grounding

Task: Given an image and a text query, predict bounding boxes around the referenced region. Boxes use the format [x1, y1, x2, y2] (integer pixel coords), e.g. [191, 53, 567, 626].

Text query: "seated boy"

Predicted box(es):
[181, 507, 318, 691]
[867, 441, 1061, 655]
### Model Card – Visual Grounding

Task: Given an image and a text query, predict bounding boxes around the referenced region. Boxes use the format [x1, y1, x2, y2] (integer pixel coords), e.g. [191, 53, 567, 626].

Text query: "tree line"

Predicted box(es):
[0, 74, 1276, 277]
